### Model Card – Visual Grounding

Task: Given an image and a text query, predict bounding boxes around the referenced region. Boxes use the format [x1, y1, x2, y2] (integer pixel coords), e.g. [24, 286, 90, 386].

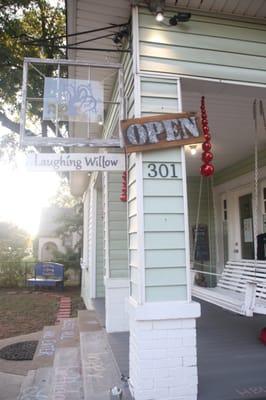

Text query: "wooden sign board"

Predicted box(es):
[26, 153, 125, 172]
[121, 112, 203, 153]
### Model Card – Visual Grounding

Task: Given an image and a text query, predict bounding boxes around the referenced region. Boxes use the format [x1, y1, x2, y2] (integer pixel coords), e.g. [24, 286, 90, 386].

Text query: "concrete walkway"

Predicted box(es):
[0, 331, 42, 400]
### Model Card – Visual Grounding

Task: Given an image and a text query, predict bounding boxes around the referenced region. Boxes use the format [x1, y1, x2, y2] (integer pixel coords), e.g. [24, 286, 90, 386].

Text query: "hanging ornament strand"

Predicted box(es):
[120, 170, 127, 202]
[200, 96, 214, 177]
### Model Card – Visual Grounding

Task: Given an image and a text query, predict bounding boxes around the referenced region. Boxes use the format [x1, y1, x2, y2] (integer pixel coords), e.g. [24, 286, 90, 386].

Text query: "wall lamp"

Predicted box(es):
[169, 12, 191, 25]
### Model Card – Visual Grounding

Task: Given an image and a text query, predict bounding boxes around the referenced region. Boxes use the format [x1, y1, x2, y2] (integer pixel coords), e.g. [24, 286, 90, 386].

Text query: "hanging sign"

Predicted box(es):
[121, 112, 203, 153]
[26, 153, 125, 172]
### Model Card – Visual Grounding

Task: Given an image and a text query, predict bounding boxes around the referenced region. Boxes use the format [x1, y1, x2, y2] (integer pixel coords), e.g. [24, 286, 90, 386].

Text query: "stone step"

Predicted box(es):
[78, 310, 101, 333]
[17, 367, 53, 400]
[32, 325, 61, 369]
[58, 318, 80, 348]
[49, 346, 84, 400]
[17, 369, 36, 400]
[78, 311, 122, 400]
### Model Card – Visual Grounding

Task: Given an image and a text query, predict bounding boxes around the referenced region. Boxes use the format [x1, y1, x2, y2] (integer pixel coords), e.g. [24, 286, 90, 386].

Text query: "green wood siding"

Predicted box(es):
[81, 190, 91, 306]
[138, 8, 266, 85]
[107, 172, 128, 279]
[143, 149, 188, 302]
[96, 190, 104, 298]
[128, 153, 138, 301]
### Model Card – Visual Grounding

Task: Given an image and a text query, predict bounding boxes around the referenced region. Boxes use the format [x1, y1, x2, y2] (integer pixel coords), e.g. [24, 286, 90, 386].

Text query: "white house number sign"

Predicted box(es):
[121, 112, 203, 153]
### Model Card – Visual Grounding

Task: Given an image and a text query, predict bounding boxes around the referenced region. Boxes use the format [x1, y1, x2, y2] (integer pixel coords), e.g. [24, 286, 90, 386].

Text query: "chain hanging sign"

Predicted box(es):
[26, 153, 125, 172]
[121, 112, 203, 153]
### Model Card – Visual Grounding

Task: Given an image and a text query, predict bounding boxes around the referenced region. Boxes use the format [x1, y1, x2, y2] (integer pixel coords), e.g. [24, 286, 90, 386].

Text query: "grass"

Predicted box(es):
[0, 286, 85, 339]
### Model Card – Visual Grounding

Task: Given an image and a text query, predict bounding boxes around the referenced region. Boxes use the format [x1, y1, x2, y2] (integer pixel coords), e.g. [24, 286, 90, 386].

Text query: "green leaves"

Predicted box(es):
[0, 0, 65, 135]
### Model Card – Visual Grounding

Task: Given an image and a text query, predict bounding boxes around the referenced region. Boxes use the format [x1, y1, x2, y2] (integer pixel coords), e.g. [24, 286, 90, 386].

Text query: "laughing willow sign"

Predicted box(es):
[26, 153, 125, 172]
[121, 112, 203, 153]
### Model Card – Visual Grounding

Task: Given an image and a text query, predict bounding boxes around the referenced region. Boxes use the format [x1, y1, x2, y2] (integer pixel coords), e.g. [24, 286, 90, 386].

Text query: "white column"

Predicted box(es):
[127, 148, 201, 400]
[103, 172, 129, 332]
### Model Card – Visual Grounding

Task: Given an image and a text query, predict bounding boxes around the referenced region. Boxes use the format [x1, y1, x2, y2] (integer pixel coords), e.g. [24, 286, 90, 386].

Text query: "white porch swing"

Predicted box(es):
[191, 99, 266, 317]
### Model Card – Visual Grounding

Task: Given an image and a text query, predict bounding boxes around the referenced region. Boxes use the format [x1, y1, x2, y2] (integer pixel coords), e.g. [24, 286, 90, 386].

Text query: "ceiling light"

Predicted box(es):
[155, 9, 164, 21]
[189, 145, 197, 156]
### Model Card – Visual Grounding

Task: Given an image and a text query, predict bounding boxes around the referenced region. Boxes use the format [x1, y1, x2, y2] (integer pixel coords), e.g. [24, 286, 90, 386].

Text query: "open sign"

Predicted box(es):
[121, 112, 203, 153]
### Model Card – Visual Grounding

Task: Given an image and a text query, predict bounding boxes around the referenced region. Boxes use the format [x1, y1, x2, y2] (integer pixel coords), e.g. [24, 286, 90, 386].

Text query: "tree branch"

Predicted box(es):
[0, 110, 36, 137]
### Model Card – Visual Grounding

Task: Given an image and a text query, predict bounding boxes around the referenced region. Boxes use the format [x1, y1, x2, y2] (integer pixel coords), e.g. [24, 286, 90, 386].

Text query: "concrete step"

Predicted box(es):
[78, 311, 122, 400]
[58, 318, 80, 348]
[17, 367, 53, 400]
[32, 325, 61, 369]
[49, 346, 84, 400]
[78, 310, 101, 333]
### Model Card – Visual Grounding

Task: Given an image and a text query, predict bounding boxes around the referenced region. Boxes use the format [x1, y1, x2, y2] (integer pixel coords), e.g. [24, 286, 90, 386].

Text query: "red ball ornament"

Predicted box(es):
[120, 194, 127, 202]
[202, 118, 208, 125]
[200, 164, 214, 177]
[202, 151, 213, 163]
[203, 126, 209, 134]
[204, 133, 211, 141]
[202, 141, 212, 151]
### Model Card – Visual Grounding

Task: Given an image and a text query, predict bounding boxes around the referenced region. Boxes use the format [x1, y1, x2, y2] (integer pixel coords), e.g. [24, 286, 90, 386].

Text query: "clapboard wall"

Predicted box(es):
[96, 189, 104, 297]
[138, 7, 266, 85]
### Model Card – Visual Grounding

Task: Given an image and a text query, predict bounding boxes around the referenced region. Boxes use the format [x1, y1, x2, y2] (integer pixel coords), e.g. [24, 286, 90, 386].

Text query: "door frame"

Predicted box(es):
[230, 185, 253, 261]
[213, 167, 266, 271]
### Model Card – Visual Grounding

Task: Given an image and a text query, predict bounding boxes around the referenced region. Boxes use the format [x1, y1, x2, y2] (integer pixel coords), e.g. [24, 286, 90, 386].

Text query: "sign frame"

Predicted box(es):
[121, 112, 203, 153]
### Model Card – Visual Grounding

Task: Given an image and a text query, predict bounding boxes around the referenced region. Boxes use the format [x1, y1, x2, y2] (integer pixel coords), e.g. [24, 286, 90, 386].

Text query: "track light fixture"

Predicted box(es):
[112, 26, 129, 45]
[169, 12, 191, 25]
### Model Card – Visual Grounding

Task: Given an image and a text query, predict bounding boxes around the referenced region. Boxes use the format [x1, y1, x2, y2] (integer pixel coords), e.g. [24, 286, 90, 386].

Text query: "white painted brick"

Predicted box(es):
[134, 389, 156, 400]
[154, 387, 169, 398]
[155, 377, 171, 388]
[152, 349, 168, 360]
[183, 356, 197, 366]
[167, 337, 183, 348]
[139, 377, 154, 390]
[169, 384, 197, 397]
[183, 335, 196, 346]
[158, 357, 183, 368]
[129, 314, 198, 400]
[136, 321, 153, 330]
[153, 319, 183, 330]
[154, 368, 169, 379]
[154, 329, 171, 339]
[182, 319, 196, 328]
[169, 374, 198, 387]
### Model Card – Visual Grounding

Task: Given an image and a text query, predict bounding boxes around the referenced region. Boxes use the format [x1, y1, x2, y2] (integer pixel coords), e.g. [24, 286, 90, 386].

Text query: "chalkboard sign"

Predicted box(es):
[192, 224, 210, 262]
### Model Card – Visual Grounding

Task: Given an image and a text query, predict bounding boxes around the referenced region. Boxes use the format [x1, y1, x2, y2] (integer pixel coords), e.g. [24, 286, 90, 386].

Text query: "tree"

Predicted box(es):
[49, 177, 83, 255]
[0, 0, 65, 148]
[0, 221, 30, 261]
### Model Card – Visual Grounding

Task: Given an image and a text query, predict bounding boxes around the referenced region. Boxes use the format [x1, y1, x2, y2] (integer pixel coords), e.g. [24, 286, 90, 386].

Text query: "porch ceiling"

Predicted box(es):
[68, 1, 266, 66]
[182, 79, 266, 176]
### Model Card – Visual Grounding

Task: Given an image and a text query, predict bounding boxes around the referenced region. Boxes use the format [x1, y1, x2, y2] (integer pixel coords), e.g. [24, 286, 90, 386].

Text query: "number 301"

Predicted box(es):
[147, 163, 179, 178]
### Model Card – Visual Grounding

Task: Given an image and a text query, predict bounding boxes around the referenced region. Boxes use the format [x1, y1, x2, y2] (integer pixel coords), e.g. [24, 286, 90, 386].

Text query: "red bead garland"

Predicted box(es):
[120, 171, 127, 202]
[200, 96, 214, 177]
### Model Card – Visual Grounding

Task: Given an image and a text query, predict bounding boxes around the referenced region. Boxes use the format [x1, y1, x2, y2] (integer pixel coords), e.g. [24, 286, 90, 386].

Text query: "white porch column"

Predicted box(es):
[103, 172, 129, 333]
[128, 148, 201, 400]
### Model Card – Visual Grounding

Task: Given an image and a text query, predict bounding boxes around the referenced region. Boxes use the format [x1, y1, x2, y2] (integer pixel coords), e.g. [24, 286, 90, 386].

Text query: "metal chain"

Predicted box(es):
[253, 99, 259, 273]
[192, 175, 203, 263]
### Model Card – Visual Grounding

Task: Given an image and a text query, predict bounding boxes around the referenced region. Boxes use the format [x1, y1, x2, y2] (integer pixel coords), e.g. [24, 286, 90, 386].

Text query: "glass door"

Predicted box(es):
[239, 193, 254, 259]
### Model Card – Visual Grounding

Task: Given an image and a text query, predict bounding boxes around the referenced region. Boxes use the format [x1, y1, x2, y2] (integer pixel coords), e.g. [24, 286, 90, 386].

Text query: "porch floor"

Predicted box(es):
[93, 298, 266, 400]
